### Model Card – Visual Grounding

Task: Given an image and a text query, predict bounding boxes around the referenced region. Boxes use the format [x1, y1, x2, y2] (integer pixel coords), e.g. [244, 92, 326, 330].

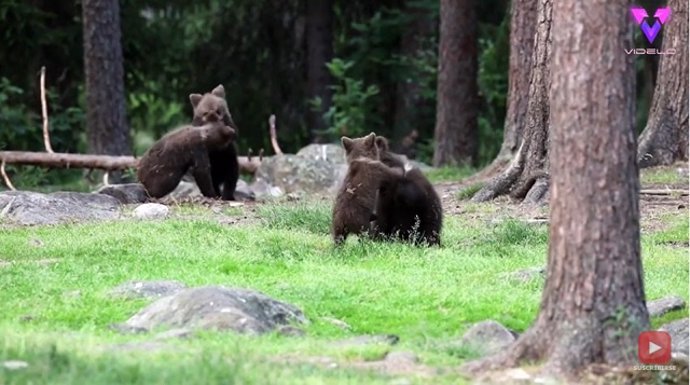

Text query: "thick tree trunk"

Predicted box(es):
[432, 0, 478, 167]
[463, 0, 648, 380]
[82, 0, 130, 157]
[393, 1, 435, 148]
[472, 0, 552, 203]
[306, 0, 334, 142]
[637, 0, 689, 167]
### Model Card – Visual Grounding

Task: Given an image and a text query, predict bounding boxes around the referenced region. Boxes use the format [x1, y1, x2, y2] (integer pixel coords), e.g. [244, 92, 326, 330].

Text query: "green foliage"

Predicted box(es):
[476, 13, 510, 165]
[424, 166, 476, 183]
[314, 58, 380, 140]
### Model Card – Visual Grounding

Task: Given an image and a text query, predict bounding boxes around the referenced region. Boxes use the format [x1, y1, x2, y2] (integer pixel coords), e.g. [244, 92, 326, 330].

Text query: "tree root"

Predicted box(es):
[461, 327, 545, 375]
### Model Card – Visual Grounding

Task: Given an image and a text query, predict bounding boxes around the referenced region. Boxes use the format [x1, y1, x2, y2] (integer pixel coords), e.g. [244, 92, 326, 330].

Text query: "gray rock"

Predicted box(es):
[109, 280, 187, 300]
[248, 179, 284, 199]
[0, 191, 120, 226]
[234, 180, 255, 201]
[133, 203, 169, 219]
[460, 320, 517, 356]
[97, 183, 148, 204]
[168, 181, 202, 200]
[647, 296, 686, 318]
[122, 286, 306, 335]
[254, 154, 348, 195]
[659, 318, 689, 355]
[296, 144, 346, 164]
[331, 334, 400, 348]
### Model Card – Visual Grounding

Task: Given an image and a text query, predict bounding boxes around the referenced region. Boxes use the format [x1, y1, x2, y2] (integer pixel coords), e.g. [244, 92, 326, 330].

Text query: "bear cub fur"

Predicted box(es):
[137, 122, 236, 199]
[189, 84, 240, 200]
[332, 133, 403, 245]
[372, 136, 443, 246]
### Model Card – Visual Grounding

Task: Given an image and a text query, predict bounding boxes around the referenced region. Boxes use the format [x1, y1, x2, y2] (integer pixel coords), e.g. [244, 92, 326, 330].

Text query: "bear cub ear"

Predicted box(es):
[364, 132, 376, 147]
[211, 84, 225, 98]
[341, 137, 354, 153]
[189, 93, 203, 108]
[375, 136, 389, 151]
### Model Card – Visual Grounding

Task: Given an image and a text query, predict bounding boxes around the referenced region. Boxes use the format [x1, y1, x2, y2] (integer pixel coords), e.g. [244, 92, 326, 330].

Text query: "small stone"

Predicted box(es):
[507, 267, 545, 283]
[647, 296, 686, 317]
[3, 360, 29, 370]
[28, 238, 44, 247]
[331, 334, 400, 348]
[460, 320, 517, 357]
[321, 317, 351, 330]
[133, 203, 169, 219]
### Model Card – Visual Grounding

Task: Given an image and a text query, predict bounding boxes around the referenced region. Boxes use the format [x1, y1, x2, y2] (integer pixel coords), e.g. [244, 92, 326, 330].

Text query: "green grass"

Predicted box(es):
[424, 166, 476, 183]
[456, 183, 484, 200]
[640, 165, 686, 186]
[0, 200, 687, 384]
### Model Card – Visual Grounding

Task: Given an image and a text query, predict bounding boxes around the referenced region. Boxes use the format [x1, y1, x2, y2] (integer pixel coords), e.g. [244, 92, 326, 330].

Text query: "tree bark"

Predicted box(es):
[637, 0, 689, 167]
[82, 0, 131, 158]
[432, 0, 478, 167]
[472, 0, 552, 203]
[306, 0, 334, 142]
[463, 0, 648, 380]
[0, 152, 261, 174]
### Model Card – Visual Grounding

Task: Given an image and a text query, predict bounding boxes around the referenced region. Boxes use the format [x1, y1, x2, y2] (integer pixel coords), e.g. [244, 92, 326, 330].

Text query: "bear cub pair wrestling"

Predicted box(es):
[332, 133, 442, 246]
[137, 85, 240, 200]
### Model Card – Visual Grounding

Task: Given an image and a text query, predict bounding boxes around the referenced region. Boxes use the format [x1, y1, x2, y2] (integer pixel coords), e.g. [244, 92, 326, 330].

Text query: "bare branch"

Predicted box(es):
[40, 67, 54, 153]
[1, 160, 16, 191]
[0, 151, 261, 174]
[269, 114, 283, 155]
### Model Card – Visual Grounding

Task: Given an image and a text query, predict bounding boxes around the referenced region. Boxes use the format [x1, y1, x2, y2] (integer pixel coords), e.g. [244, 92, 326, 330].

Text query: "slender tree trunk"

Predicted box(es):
[472, 0, 551, 203]
[432, 0, 478, 167]
[464, 0, 648, 380]
[393, 1, 435, 148]
[637, 0, 689, 167]
[82, 0, 130, 158]
[306, 0, 334, 143]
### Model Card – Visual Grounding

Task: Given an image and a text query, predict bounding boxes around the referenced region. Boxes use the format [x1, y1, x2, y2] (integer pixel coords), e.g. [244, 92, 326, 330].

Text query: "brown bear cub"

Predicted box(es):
[189, 84, 240, 200]
[137, 122, 236, 199]
[332, 133, 403, 245]
[372, 136, 443, 246]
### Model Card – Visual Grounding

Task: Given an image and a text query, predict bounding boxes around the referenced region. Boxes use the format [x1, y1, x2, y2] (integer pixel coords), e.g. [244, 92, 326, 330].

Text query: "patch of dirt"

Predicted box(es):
[433, 163, 688, 235]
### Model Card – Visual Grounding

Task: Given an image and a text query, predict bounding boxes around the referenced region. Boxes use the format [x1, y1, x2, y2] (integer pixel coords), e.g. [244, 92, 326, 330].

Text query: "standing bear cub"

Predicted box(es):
[189, 84, 240, 200]
[332, 133, 404, 245]
[137, 122, 236, 199]
[372, 136, 443, 246]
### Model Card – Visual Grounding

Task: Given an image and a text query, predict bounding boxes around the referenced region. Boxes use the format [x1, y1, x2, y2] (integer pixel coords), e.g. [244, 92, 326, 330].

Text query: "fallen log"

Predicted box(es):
[0, 151, 262, 174]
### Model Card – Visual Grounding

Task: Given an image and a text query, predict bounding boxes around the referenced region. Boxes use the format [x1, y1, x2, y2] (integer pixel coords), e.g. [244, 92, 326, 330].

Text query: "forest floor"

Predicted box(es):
[0, 164, 687, 385]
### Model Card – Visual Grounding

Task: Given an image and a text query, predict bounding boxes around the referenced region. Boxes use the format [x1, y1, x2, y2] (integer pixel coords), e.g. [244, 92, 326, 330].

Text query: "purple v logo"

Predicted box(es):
[630, 6, 672, 44]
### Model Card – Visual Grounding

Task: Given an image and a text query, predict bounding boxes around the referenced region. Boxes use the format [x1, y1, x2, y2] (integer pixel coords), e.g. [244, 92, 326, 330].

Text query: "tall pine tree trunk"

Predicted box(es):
[432, 0, 478, 167]
[472, 0, 551, 203]
[393, 1, 435, 147]
[306, 0, 333, 143]
[82, 0, 130, 159]
[464, 0, 648, 380]
[495, 0, 538, 162]
[637, 0, 689, 167]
